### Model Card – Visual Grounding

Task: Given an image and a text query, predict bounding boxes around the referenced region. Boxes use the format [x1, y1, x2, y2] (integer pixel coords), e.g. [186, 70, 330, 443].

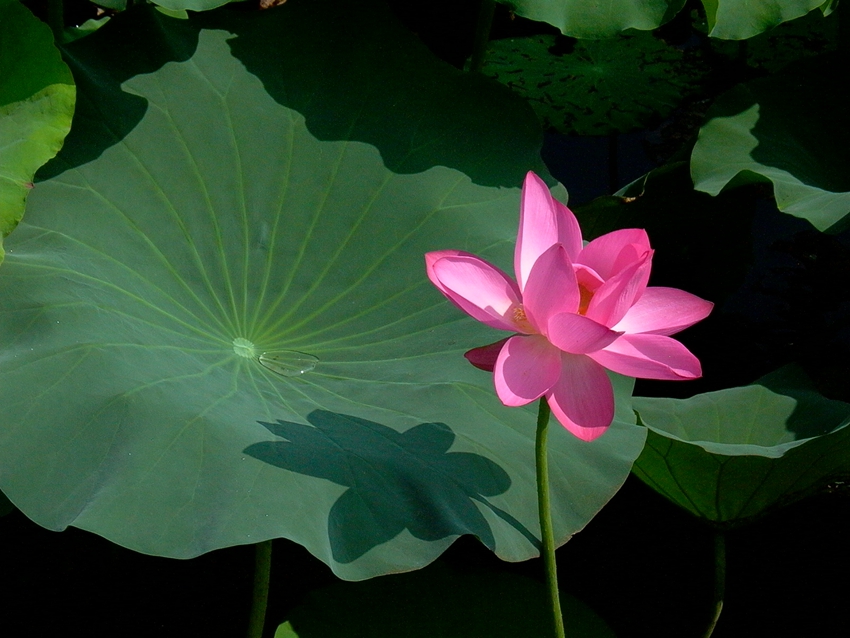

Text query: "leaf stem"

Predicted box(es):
[47, 0, 64, 44]
[469, 0, 496, 73]
[702, 531, 726, 638]
[247, 540, 273, 638]
[535, 397, 566, 638]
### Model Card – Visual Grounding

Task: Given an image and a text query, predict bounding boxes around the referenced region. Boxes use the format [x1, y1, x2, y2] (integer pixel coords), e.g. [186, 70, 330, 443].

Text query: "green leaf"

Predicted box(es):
[701, 0, 832, 40]
[274, 622, 301, 638]
[285, 560, 617, 637]
[0, 0, 75, 265]
[633, 365, 850, 526]
[479, 33, 707, 136]
[64, 16, 111, 43]
[0, 3, 645, 580]
[501, 0, 685, 39]
[691, 54, 850, 232]
[707, 8, 837, 73]
[150, 0, 232, 12]
[154, 6, 190, 19]
[91, 0, 127, 10]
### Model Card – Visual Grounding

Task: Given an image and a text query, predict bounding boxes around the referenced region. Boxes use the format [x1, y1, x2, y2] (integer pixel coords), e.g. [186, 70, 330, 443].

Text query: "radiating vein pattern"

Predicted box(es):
[0, 14, 645, 581]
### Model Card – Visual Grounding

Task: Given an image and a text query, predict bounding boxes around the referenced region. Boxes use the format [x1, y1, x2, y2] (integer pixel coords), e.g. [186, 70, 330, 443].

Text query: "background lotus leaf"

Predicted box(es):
[146, 0, 233, 14]
[0, 0, 75, 265]
[707, 8, 837, 73]
[632, 365, 850, 526]
[500, 0, 685, 39]
[691, 54, 850, 232]
[499, 0, 832, 41]
[282, 560, 617, 637]
[0, 2, 645, 580]
[90, 0, 127, 10]
[479, 32, 706, 136]
[701, 0, 833, 40]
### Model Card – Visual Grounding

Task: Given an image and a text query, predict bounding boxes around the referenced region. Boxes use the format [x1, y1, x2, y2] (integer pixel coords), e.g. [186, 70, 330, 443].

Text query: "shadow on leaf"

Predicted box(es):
[245, 410, 533, 563]
[40, 7, 201, 178]
[198, 0, 543, 187]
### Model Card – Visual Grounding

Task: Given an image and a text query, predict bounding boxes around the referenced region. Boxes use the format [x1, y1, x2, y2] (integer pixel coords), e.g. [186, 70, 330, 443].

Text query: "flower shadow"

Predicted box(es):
[244, 410, 535, 563]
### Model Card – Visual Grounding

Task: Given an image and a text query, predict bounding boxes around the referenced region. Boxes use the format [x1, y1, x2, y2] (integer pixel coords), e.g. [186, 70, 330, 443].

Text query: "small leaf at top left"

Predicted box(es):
[0, 0, 75, 265]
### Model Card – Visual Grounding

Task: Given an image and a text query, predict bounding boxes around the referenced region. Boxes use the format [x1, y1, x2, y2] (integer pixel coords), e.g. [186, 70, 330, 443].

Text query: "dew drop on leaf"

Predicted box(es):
[259, 351, 318, 377]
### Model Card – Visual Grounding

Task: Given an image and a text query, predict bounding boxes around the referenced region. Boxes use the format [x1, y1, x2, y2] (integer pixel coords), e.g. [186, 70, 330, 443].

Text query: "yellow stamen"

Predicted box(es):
[512, 305, 534, 333]
[578, 285, 593, 316]
[513, 306, 527, 323]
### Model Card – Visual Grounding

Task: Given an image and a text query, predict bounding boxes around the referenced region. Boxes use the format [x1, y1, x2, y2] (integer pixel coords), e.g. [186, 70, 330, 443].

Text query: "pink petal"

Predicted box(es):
[546, 353, 615, 442]
[464, 338, 510, 372]
[547, 313, 622, 354]
[585, 250, 653, 328]
[613, 287, 714, 336]
[521, 244, 580, 332]
[494, 335, 561, 407]
[426, 251, 523, 332]
[574, 264, 605, 294]
[588, 333, 702, 380]
[515, 172, 583, 290]
[576, 229, 651, 280]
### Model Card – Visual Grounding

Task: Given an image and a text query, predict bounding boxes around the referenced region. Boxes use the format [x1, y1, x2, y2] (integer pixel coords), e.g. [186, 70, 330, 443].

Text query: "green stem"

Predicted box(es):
[702, 531, 726, 638]
[535, 398, 566, 638]
[47, 0, 64, 44]
[247, 540, 273, 638]
[469, 0, 496, 72]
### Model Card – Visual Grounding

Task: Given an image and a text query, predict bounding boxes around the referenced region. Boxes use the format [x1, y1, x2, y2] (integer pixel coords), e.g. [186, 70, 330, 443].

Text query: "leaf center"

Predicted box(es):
[232, 337, 257, 359]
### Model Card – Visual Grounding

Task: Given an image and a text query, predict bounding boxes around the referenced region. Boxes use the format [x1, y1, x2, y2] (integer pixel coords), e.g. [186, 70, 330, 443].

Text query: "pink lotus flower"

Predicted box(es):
[426, 172, 713, 442]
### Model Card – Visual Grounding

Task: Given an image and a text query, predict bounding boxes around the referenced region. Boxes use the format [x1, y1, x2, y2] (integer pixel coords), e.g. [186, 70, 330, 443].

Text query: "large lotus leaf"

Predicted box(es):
[707, 7, 837, 73]
[0, 4, 646, 580]
[479, 33, 706, 136]
[701, 0, 833, 40]
[0, 0, 75, 265]
[691, 54, 850, 232]
[281, 561, 617, 637]
[500, 0, 685, 39]
[632, 365, 850, 527]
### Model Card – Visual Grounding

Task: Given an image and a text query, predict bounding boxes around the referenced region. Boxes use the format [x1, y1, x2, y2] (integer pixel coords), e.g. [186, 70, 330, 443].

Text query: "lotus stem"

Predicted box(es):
[247, 539, 273, 638]
[469, 0, 496, 73]
[840, 0, 850, 58]
[702, 531, 726, 638]
[47, 0, 64, 43]
[535, 397, 566, 638]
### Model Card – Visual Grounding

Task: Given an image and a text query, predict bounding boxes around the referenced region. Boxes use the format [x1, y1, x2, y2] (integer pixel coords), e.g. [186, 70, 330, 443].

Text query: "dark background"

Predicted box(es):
[4, 1, 849, 636]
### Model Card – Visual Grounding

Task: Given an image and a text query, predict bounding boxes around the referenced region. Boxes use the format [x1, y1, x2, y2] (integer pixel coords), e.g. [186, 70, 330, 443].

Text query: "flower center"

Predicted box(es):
[512, 305, 534, 333]
[578, 284, 594, 316]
